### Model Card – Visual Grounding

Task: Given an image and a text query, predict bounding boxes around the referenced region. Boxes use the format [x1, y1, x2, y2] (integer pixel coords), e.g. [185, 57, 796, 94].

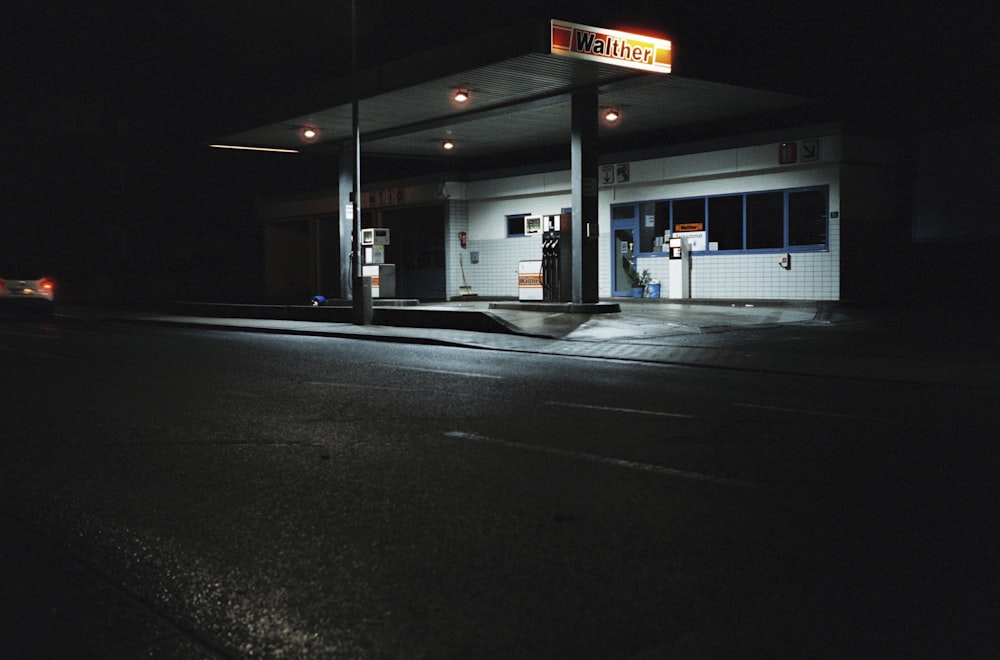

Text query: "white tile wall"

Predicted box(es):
[458, 235, 545, 297]
[453, 240, 839, 300]
[451, 228, 621, 298]
[450, 132, 845, 300]
[631, 205, 841, 300]
[445, 200, 470, 297]
[671, 251, 840, 300]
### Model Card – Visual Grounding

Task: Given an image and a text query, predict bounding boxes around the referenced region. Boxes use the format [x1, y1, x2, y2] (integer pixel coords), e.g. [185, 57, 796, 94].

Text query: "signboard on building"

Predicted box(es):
[366, 187, 406, 208]
[779, 139, 821, 165]
[550, 20, 672, 74]
[673, 228, 706, 252]
[600, 163, 631, 186]
[779, 142, 797, 164]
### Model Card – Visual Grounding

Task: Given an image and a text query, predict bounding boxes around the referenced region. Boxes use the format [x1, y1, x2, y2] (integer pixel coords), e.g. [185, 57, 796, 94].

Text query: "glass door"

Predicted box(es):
[611, 221, 637, 296]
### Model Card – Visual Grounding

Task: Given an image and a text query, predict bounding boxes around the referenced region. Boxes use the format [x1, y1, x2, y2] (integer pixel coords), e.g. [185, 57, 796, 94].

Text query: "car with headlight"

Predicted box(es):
[0, 272, 56, 315]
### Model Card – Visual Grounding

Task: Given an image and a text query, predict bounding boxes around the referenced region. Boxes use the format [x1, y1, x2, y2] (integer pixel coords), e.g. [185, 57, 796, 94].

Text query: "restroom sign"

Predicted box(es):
[551, 20, 672, 73]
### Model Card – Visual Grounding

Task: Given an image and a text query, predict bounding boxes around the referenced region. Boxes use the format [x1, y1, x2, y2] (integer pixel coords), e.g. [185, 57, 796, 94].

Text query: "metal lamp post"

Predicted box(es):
[350, 0, 372, 324]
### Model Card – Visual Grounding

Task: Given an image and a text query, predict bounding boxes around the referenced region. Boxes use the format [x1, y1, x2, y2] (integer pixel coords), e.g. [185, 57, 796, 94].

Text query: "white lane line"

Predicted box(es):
[395, 366, 503, 379]
[305, 381, 416, 393]
[733, 402, 893, 423]
[547, 401, 695, 419]
[443, 431, 759, 489]
[304, 380, 487, 396]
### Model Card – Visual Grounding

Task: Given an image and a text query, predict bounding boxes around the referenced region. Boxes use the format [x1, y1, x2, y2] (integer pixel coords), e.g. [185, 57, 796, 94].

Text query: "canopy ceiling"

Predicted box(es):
[216, 20, 814, 167]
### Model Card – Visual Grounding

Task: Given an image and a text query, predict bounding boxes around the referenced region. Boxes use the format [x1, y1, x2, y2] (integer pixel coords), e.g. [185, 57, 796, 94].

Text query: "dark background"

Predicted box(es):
[4, 1, 997, 303]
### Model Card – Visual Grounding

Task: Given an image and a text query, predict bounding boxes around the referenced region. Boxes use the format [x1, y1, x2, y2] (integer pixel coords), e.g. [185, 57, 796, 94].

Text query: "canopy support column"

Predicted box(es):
[571, 92, 599, 303]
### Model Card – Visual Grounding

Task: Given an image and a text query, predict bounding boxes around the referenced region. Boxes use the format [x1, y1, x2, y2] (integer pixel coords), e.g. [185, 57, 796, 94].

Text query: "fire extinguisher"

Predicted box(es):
[459, 231, 467, 248]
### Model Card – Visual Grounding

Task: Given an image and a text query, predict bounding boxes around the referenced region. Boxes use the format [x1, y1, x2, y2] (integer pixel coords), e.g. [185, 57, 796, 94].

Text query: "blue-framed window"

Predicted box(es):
[506, 213, 529, 237]
[614, 186, 829, 255]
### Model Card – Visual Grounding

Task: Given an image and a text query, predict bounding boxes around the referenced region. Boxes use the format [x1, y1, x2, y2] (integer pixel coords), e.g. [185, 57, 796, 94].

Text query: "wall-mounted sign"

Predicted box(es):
[800, 139, 820, 162]
[779, 142, 797, 165]
[674, 222, 704, 232]
[674, 230, 706, 251]
[551, 20, 672, 74]
[366, 187, 406, 208]
[599, 163, 631, 186]
[779, 139, 821, 165]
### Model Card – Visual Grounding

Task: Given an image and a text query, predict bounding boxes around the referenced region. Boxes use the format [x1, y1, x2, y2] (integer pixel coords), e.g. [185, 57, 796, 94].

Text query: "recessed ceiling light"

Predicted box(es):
[299, 126, 320, 143]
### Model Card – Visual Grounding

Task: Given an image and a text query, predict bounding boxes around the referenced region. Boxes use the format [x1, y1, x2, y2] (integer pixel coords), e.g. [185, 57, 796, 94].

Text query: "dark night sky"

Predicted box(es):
[3, 1, 997, 300]
[9, 0, 996, 142]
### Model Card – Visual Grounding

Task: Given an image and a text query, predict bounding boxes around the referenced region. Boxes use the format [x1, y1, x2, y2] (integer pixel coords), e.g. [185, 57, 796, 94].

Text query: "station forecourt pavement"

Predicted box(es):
[86, 296, 1000, 390]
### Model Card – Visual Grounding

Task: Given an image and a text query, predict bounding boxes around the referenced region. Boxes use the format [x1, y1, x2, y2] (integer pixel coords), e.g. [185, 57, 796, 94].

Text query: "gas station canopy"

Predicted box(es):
[214, 19, 813, 167]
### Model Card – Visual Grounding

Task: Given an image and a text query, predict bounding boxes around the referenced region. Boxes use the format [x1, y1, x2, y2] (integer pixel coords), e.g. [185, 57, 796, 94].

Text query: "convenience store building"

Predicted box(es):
[216, 19, 902, 304]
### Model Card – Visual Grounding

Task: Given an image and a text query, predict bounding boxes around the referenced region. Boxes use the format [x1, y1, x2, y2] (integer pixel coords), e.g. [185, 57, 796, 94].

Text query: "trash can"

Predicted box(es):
[645, 282, 661, 299]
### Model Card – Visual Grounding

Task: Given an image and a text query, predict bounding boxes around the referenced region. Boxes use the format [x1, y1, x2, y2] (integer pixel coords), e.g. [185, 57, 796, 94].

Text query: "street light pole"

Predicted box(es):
[350, 0, 372, 324]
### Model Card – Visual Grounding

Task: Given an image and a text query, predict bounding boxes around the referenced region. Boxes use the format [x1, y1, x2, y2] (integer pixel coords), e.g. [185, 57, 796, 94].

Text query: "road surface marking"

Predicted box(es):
[305, 380, 484, 396]
[396, 366, 503, 379]
[734, 402, 893, 423]
[547, 401, 695, 418]
[443, 431, 759, 489]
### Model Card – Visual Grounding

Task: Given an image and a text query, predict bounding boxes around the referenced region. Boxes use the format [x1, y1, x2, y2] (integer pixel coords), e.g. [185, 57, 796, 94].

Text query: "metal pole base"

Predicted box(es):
[352, 276, 373, 325]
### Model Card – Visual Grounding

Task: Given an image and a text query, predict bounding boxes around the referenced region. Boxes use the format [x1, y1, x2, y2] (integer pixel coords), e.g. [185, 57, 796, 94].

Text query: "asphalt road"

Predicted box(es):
[1, 315, 996, 658]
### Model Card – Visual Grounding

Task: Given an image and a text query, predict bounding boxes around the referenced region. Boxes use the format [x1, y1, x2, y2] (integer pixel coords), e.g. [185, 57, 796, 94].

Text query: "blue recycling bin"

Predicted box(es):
[645, 282, 661, 298]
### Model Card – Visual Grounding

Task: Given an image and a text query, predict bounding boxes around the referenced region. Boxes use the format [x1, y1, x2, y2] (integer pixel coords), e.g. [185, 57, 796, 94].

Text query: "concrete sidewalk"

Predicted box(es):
[81, 298, 1000, 389]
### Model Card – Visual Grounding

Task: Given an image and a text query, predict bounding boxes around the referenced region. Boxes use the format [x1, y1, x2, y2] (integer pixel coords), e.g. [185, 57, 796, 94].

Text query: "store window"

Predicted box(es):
[708, 195, 743, 250]
[638, 202, 670, 253]
[788, 189, 828, 247]
[618, 186, 828, 255]
[746, 192, 784, 249]
[506, 213, 529, 237]
[672, 198, 704, 227]
[612, 205, 635, 221]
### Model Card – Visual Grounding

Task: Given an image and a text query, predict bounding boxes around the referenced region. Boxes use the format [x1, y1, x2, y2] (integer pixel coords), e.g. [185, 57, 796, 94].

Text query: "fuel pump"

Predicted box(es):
[541, 214, 572, 302]
[542, 226, 559, 302]
[361, 227, 396, 298]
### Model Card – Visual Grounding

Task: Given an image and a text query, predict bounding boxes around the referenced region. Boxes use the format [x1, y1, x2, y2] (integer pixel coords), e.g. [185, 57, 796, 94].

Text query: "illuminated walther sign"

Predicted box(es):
[550, 20, 672, 73]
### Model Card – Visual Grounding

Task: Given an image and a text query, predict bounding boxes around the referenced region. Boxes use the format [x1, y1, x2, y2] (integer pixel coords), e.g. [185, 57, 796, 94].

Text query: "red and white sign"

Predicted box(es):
[550, 20, 672, 74]
[518, 260, 543, 301]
